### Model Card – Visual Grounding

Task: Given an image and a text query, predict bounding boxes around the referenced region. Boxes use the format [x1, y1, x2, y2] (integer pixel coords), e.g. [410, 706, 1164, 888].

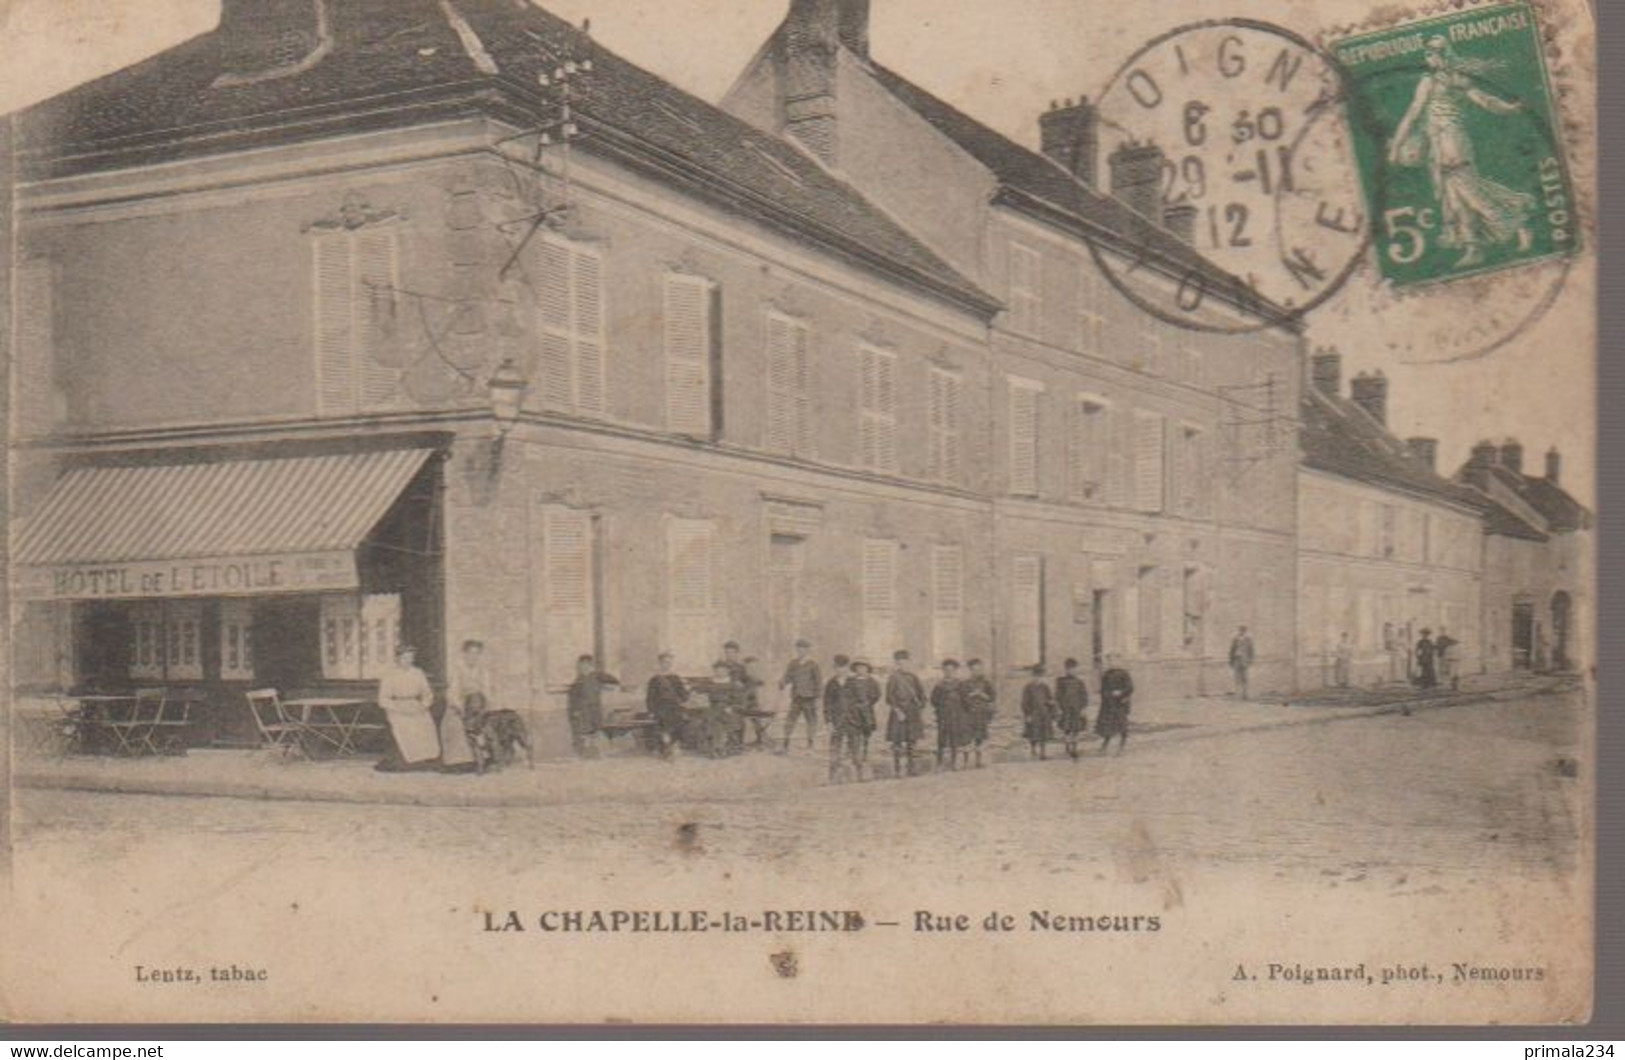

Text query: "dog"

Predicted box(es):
[466, 706, 534, 771]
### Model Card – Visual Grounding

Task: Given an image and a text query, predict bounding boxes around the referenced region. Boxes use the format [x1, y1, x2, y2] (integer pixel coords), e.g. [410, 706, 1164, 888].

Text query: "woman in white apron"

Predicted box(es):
[375, 645, 440, 772]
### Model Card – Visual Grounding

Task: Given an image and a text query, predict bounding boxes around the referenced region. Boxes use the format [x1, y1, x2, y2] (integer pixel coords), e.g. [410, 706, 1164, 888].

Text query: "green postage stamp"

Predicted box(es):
[1332, 2, 1577, 287]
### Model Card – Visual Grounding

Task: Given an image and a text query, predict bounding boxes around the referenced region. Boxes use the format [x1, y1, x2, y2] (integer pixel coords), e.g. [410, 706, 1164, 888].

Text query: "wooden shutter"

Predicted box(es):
[314, 231, 356, 415]
[792, 320, 814, 456]
[1008, 380, 1040, 495]
[13, 261, 54, 438]
[766, 313, 810, 455]
[860, 347, 897, 472]
[544, 507, 597, 687]
[536, 240, 574, 410]
[1078, 260, 1103, 355]
[572, 247, 605, 414]
[861, 538, 899, 663]
[1009, 242, 1041, 336]
[932, 545, 964, 663]
[1134, 410, 1166, 512]
[1010, 554, 1043, 668]
[928, 368, 961, 483]
[353, 228, 401, 410]
[666, 517, 717, 673]
[664, 274, 712, 436]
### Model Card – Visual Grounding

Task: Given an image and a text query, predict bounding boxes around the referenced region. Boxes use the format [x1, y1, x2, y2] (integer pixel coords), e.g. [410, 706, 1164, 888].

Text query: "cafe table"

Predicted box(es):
[279, 697, 381, 757]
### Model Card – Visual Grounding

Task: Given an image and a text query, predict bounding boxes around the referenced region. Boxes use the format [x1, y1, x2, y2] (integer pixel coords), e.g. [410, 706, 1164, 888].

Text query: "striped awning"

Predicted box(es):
[14, 449, 433, 600]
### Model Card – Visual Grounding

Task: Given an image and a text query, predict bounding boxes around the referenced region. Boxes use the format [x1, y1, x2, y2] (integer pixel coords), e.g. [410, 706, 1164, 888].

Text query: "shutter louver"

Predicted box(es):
[792, 321, 814, 456]
[861, 538, 898, 663]
[765, 315, 794, 453]
[932, 545, 964, 663]
[928, 369, 961, 483]
[860, 347, 897, 472]
[354, 228, 401, 410]
[1134, 411, 1166, 512]
[544, 507, 596, 687]
[314, 232, 355, 415]
[664, 275, 711, 436]
[536, 240, 574, 411]
[1010, 554, 1043, 668]
[1008, 382, 1039, 495]
[573, 249, 605, 414]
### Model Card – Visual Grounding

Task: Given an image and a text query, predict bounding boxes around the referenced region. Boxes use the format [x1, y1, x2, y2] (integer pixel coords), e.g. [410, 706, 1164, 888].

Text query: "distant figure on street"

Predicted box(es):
[1229, 626, 1256, 700]
[1097, 655, 1134, 755]
[931, 659, 971, 770]
[1021, 664, 1056, 760]
[698, 661, 744, 758]
[1414, 629, 1438, 690]
[566, 654, 620, 758]
[1055, 657, 1090, 760]
[779, 639, 822, 752]
[644, 651, 690, 759]
[375, 644, 439, 773]
[1434, 627, 1459, 691]
[885, 650, 927, 777]
[826, 660, 867, 783]
[1332, 632, 1353, 689]
[963, 658, 996, 769]
[846, 659, 882, 773]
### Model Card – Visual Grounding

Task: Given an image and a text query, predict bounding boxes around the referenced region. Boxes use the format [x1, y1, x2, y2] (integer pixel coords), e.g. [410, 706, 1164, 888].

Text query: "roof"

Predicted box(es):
[1298, 387, 1487, 513]
[1481, 465, 1593, 533]
[862, 61, 1291, 325]
[1478, 497, 1549, 542]
[14, 448, 432, 567]
[13, 0, 997, 318]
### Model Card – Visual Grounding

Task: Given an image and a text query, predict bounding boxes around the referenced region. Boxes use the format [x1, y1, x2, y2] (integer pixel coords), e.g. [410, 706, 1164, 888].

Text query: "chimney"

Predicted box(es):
[1349, 370, 1388, 425]
[779, 0, 869, 163]
[1309, 348, 1342, 398]
[1545, 446, 1561, 483]
[1407, 436, 1439, 472]
[1500, 438, 1524, 474]
[1469, 440, 1499, 469]
[1108, 141, 1165, 221]
[1163, 201, 1197, 243]
[215, 0, 332, 85]
[1039, 97, 1099, 185]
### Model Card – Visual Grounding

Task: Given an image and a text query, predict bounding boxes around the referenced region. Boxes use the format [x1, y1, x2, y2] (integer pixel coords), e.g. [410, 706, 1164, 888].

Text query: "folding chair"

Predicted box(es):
[150, 691, 194, 755]
[103, 689, 165, 756]
[246, 688, 304, 758]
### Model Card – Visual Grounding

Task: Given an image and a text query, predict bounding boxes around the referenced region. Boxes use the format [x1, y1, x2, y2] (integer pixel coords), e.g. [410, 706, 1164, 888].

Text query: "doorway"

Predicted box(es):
[1551, 591, 1572, 670]
[766, 534, 806, 672]
[1511, 601, 1535, 670]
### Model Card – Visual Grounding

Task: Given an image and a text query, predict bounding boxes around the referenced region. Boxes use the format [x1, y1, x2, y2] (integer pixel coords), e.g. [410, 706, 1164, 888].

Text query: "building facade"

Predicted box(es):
[725, 0, 1303, 699]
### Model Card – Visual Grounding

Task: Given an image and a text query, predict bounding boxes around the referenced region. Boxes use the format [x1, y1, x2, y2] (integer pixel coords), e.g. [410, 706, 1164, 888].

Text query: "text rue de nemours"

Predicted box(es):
[481, 909, 1162, 935]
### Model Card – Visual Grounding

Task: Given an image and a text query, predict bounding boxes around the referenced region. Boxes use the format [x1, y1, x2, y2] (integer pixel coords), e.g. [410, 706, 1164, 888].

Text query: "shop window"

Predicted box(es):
[219, 600, 255, 682]
[129, 600, 203, 682]
[320, 593, 400, 681]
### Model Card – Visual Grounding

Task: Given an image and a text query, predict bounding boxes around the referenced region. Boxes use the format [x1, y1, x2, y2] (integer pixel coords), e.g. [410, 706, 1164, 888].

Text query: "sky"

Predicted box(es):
[0, 0, 1596, 505]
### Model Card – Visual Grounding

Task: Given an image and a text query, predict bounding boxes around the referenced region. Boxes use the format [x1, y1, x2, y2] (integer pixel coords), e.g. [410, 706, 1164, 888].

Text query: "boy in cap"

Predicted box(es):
[931, 658, 970, 770]
[1021, 663, 1057, 760]
[845, 658, 882, 774]
[779, 638, 822, 752]
[1055, 657, 1090, 760]
[963, 658, 996, 769]
[566, 653, 620, 759]
[885, 649, 927, 778]
[644, 651, 690, 759]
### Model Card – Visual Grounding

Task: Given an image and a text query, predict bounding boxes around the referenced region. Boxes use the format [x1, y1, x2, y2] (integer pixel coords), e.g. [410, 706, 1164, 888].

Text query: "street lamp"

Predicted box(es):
[487, 357, 528, 436]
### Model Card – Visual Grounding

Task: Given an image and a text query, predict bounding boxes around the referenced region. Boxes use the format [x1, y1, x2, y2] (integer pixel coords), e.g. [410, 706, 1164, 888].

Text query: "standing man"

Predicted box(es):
[439, 638, 486, 774]
[718, 641, 766, 748]
[1333, 632, 1354, 689]
[931, 659, 970, 771]
[375, 644, 440, 773]
[1021, 664, 1057, 760]
[962, 658, 996, 769]
[1434, 627, 1458, 691]
[885, 650, 927, 778]
[823, 653, 852, 733]
[1229, 626, 1256, 700]
[826, 660, 866, 782]
[1414, 629, 1438, 689]
[846, 659, 882, 774]
[1055, 657, 1090, 761]
[644, 651, 690, 759]
[1096, 654, 1134, 755]
[779, 639, 822, 752]
[566, 654, 620, 759]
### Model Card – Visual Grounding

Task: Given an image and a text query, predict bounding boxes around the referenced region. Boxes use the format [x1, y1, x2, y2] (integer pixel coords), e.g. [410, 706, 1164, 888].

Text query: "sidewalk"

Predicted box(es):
[13, 672, 1577, 808]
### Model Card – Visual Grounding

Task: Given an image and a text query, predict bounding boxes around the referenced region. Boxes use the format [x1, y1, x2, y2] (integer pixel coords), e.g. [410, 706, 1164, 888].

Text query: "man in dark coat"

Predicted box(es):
[845, 659, 882, 774]
[823, 654, 852, 730]
[1055, 657, 1090, 760]
[644, 651, 689, 759]
[1097, 655, 1133, 755]
[931, 659, 970, 771]
[826, 661, 867, 783]
[717, 641, 767, 747]
[962, 658, 996, 769]
[884, 650, 927, 778]
[1021, 663, 1057, 760]
[779, 639, 822, 752]
[1414, 629, 1438, 690]
[1229, 626, 1256, 700]
[566, 654, 620, 759]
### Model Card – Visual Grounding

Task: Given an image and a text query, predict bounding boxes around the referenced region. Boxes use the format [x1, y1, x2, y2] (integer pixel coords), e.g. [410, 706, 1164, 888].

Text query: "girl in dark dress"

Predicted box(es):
[1021, 664, 1057, 760]
[1096, 656, 1133, 755]
[1054, 657, 1090, 760]
[930, 659, 970, 770]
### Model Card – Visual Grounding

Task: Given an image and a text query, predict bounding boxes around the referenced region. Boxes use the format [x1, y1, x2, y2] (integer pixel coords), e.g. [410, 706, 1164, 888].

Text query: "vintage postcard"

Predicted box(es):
[0, 0, 1596, 1025]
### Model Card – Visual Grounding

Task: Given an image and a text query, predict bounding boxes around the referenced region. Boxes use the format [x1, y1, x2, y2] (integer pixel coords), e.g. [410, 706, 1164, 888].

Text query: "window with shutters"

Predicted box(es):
[12, 259, 55, 439]
[534, 236, 606, 416]
[312, 226, 402, 416]
[859, 345, 898, 473]
[319, 594, 399, 681]
[666, 517, 718, 676]
[543, 507, 599, 687]
[1077, 259, 1104, 356]
[765, 311, 814, 457]
[1008, 377, 1042, 496]
[1009, 553, 1044, 669]
[1182, 565, 1209, 653]
[663, 273, 715, 437]
[220, 599, 255, 682]
[860, 538, 899, 664]
[927, 367, 962, 484]
[1008, 242, 1042, 337]
[1068, 396, 1110, 501]
[932, 545, 964, 663]
[1133, 410, 1166, 512]
[130, 600, 203, 682]
[1136, 565, 1160, 658]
